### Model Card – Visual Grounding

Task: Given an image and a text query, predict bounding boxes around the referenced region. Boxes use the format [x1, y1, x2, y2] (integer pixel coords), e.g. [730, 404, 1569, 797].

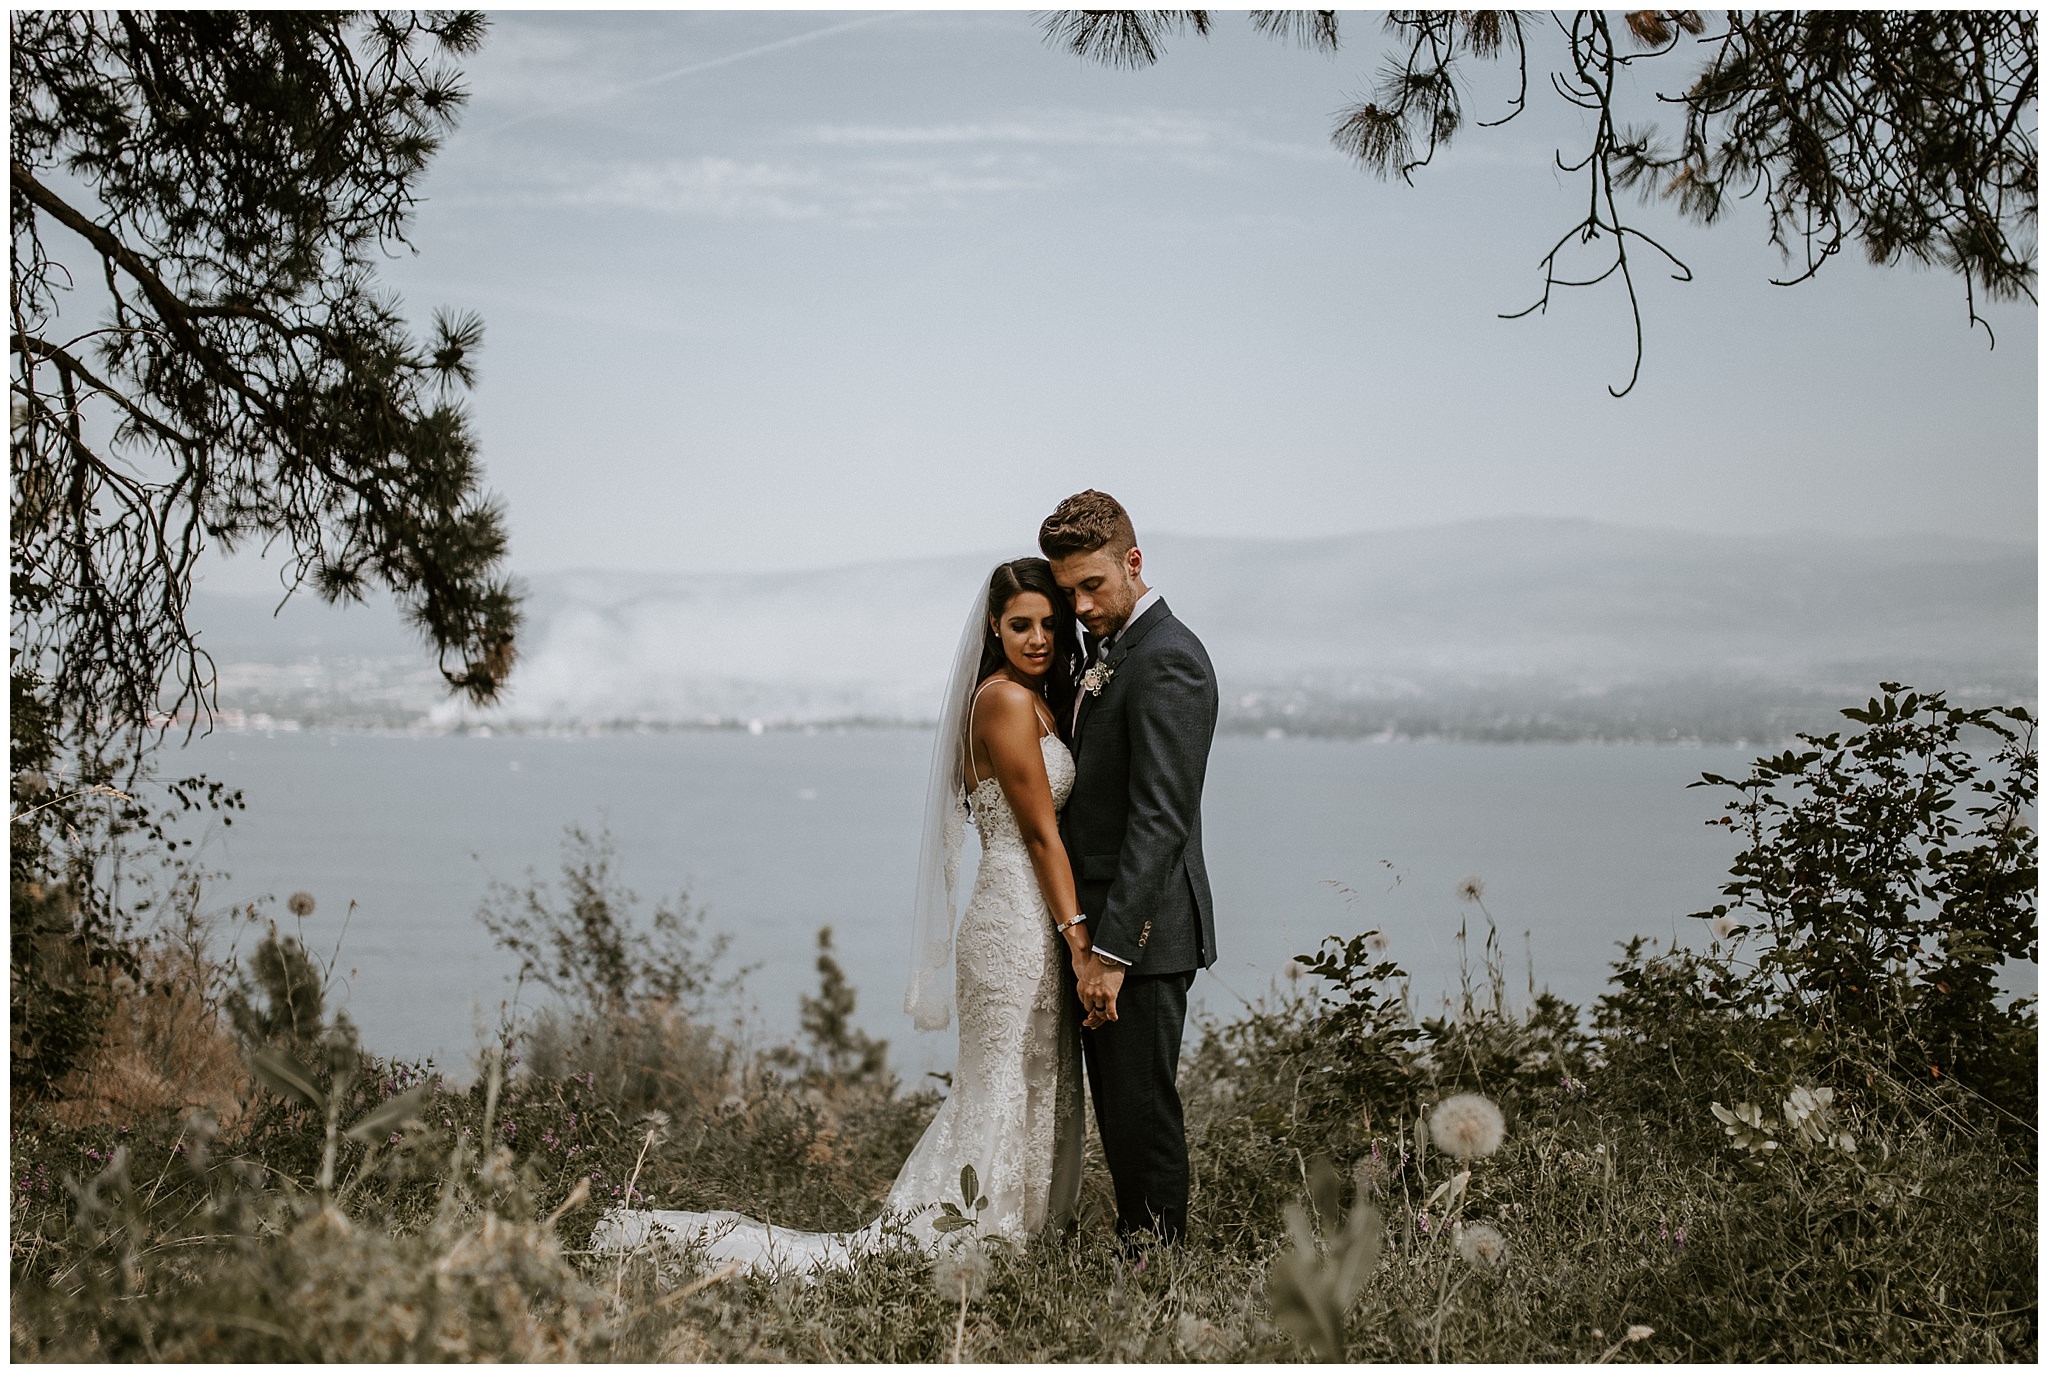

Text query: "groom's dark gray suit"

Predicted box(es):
[1061, 596, 1218, 1243]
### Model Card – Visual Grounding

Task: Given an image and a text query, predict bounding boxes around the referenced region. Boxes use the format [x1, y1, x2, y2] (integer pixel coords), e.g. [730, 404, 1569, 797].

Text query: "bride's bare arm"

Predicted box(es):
[974, 681, 1086, 953]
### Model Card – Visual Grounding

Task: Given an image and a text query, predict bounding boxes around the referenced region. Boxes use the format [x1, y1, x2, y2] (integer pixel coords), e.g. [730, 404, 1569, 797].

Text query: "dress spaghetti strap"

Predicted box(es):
[966, 678, 1056, 788]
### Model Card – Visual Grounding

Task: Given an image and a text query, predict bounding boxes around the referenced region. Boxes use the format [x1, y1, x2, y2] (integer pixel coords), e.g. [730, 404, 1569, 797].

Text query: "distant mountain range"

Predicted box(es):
[192, 519, 2035, 743]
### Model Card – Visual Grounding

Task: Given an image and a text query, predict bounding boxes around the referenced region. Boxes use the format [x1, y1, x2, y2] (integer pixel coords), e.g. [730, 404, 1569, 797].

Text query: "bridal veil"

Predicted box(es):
[903, 582, 987, 1031]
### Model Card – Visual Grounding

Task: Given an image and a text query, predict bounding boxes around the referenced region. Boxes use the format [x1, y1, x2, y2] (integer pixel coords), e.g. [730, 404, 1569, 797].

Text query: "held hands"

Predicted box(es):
[1075, 953, 1125, 1028]
[1069, 950, 1110, 1028]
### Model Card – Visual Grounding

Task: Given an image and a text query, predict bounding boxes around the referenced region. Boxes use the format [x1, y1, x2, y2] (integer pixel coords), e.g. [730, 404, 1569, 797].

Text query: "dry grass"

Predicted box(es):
[10, 875, 2034, 1363]
[47, 941, 249, 1132]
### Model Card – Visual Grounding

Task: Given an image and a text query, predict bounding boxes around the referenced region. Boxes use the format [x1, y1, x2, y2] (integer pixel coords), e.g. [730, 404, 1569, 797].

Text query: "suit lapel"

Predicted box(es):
[1107, 598, 1169, 668]
[1073, 643, 1104, 740]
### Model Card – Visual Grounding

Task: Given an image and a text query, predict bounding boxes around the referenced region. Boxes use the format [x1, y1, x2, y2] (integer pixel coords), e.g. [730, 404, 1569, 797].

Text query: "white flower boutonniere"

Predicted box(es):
[1080, 662, 1116, 697]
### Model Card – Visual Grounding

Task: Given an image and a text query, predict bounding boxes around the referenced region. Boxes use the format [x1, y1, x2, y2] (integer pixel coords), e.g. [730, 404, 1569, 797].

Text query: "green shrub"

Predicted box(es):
[1684, 683, 2036, 1124]
[226, 924, 327, 1052]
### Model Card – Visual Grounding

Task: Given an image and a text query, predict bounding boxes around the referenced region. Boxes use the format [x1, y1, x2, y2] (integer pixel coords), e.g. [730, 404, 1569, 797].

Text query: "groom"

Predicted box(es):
[1040, 490, 1219, 1247]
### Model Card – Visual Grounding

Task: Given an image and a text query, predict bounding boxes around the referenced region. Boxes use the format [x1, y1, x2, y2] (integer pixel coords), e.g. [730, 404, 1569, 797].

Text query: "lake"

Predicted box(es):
[163, 728, 2010, 1082]
[167, 728, 1765, 1079]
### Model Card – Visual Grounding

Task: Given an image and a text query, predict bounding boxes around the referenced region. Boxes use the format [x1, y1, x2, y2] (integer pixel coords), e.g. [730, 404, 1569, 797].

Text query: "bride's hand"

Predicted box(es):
[1076, 956, 1123, 1025]
[1072, 950, 1104, 1028]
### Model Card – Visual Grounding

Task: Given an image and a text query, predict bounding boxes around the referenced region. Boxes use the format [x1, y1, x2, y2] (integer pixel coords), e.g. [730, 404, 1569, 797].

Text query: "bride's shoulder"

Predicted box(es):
[971, 676, 1044, 728]
[973, 674, 1036, 705]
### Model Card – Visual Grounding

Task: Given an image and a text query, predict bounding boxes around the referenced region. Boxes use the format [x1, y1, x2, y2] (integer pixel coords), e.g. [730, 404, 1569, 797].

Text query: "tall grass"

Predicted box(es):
[13, 910, 2031, 1361]
[11, 687, 2036, 1361]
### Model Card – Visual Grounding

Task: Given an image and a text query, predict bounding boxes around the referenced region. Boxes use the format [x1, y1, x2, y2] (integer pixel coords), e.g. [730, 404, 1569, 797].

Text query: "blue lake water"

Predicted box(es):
[165, 729, 2033, 1083]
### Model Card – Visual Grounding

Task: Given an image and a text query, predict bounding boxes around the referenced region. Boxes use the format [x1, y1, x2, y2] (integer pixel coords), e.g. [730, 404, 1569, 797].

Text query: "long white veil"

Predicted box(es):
[904, 582, 989, 1031]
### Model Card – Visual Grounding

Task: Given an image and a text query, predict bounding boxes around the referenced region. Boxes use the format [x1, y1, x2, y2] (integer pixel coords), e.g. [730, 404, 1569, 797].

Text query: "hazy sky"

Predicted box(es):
[222, 8, 2037, 585]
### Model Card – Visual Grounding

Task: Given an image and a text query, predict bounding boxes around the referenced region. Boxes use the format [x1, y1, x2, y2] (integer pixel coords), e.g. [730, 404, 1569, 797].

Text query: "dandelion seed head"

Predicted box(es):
[1428, 1092, 1506, 1160]
[1625, 1325, 1654, 1342]
[1455, 875, 1486, 903]
[1708, 913, 1741, 941]
[930, 1242, 990, 1302]
[1454, 1220, 1509, 1271]
[287, 891, 317, 918]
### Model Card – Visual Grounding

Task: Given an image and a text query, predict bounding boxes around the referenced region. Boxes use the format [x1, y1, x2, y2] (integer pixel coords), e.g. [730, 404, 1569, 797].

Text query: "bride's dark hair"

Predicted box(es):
[977, 557, 1080, 737]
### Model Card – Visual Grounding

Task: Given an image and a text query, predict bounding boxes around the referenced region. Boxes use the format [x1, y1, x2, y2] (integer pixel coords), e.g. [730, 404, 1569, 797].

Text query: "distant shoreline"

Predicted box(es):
[174, 709, 1985, 750]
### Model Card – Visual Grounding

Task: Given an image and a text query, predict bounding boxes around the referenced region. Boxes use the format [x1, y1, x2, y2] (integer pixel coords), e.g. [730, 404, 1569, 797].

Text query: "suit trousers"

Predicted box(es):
[1078, 967, 1197, 1244]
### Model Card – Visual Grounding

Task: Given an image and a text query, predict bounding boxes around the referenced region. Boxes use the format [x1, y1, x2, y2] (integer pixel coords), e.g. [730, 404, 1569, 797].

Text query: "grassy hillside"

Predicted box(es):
[12, 687, 2035, 1360]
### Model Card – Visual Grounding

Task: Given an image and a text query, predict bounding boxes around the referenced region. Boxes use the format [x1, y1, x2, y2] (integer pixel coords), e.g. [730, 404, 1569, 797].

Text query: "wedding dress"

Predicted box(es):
[591, 709, 1085, 1274]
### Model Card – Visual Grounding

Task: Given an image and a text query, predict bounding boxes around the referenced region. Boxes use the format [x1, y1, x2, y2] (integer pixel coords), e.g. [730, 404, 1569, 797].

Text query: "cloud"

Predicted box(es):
[794, 108, 1330, 165]
[471, 13, 911, 138]
[795, 110, 1219, 149]
[559, 157, 830, 221]
[442, 148, 1060, 227]
[439, 101, 1332, 228]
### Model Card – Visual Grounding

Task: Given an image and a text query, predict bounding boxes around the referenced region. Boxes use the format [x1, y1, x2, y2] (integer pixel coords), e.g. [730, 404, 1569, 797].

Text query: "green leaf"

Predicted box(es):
[960, 1164, 979, 1209]
[248, 1046, 325, 1112]
[940, 1201, 963, 1217]
[344, 1085, 431, 1142]
[932, 1215, 974, 1233]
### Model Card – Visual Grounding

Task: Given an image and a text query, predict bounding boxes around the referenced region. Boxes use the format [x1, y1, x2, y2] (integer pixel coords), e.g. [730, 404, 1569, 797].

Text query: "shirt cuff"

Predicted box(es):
[1092, 946, 1132, 966]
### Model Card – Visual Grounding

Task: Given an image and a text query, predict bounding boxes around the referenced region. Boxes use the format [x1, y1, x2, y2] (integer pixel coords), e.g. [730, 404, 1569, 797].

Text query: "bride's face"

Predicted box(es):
[991, 590, 1058, 681]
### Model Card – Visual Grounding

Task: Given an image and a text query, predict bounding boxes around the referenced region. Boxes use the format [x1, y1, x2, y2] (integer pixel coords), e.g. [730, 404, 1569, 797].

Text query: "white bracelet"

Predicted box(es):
[1054, 913, 1088, 934]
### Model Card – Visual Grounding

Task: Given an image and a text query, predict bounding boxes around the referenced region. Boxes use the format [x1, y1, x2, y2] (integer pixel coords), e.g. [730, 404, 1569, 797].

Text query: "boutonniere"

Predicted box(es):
[1080, 662, 1116, 697]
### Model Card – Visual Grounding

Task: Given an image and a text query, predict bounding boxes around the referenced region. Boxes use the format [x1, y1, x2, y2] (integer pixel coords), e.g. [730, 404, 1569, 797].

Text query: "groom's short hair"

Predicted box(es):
[1039, 489, 1135, 560]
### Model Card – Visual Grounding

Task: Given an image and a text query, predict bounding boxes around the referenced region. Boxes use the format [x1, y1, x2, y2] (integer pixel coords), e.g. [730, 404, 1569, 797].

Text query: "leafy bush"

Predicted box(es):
[478, 823, 749, 1114]
[478, 824, 737, 1020]
[1684, 684, 2036, 1121]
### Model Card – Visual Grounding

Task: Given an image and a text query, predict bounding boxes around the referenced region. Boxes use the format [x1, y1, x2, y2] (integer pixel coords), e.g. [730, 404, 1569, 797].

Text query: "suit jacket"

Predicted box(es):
[1061, 597, 1219, 975]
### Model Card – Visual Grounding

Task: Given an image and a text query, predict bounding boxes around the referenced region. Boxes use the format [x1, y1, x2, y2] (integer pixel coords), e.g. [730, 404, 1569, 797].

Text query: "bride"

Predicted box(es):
[592, 557, 1095, 1270]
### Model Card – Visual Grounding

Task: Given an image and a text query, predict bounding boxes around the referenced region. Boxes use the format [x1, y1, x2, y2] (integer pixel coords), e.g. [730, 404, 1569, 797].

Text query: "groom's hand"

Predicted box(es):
[1077, 956, 1125, 1024]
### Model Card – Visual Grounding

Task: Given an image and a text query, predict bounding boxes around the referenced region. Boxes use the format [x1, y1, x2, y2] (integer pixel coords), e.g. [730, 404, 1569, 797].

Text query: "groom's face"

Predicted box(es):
[1049, 544, 1145, 640]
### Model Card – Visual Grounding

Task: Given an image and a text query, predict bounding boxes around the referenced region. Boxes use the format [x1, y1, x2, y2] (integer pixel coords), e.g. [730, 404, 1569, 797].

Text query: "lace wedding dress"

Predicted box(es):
[591, 731, 1085, 1273]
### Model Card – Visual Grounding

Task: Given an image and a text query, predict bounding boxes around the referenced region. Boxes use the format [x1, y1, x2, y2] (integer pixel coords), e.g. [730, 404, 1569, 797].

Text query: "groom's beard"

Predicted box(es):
[1086, 600, 1134, 644]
